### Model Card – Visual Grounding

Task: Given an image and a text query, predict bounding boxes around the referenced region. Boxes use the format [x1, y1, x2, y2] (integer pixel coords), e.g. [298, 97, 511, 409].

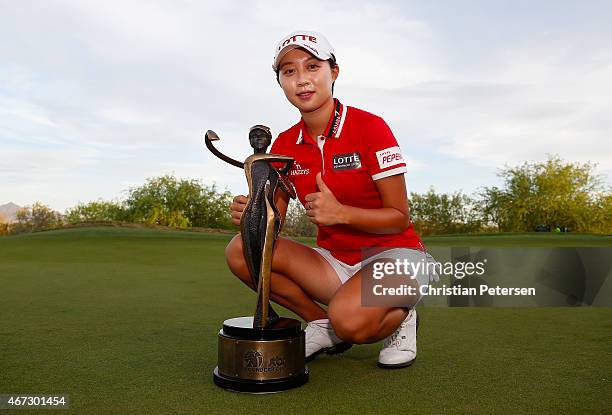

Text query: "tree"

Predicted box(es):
[408, 188, 483, 235]
[123, 175, 233, 228]
[14, 202, 62, 233]
[480, 155, 611, 233]
[64, 200, 127, 224]
[281, 200, 317, 237]
[0, 212, 9, 235]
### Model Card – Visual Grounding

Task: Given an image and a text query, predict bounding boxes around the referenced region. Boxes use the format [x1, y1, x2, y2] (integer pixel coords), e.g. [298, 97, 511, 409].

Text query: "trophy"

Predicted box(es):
[205, 125, 309, 393]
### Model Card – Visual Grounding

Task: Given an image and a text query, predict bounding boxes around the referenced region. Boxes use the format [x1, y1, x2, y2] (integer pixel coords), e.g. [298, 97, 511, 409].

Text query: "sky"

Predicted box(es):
[1, 0, 611, 211]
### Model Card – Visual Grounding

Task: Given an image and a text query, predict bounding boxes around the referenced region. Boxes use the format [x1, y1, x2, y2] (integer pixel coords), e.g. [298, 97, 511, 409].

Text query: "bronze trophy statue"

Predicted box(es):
[205, 125, 309, 393]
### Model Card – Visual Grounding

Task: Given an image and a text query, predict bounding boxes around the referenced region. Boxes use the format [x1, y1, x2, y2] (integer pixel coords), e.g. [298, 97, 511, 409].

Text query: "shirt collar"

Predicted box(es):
[296, 98, 347, 144]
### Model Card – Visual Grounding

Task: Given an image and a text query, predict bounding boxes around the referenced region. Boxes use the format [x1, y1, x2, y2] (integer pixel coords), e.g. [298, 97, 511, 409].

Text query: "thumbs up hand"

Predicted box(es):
[304, 172, 347, 226]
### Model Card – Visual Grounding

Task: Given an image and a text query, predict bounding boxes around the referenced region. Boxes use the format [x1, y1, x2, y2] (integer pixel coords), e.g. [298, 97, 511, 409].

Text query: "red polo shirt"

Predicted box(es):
[271, 98, 423, 265]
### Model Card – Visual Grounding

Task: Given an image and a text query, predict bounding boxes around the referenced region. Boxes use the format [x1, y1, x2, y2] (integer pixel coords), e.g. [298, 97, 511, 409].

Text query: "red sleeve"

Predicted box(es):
[362, 116, 407, 180]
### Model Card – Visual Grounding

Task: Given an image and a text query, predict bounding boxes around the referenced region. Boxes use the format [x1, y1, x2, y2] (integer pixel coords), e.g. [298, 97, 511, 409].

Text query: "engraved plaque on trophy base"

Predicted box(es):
[213, 316, 309, 393]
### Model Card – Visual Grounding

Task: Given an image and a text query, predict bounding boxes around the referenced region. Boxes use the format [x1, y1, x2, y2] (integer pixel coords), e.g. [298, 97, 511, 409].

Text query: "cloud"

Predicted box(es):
[1, 1, 611, 211]
[435, 45, 612, 170]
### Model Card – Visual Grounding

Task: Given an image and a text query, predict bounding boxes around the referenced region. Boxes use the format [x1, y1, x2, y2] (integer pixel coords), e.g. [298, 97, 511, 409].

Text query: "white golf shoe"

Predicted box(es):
[378, 308, 420, 368]
[304, 320, 352, 362]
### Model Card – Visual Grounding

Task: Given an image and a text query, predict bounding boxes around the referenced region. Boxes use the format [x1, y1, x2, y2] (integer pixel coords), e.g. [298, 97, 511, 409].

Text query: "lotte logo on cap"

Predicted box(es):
[278, 34, 318, 51]
[272, 30, 334, 71]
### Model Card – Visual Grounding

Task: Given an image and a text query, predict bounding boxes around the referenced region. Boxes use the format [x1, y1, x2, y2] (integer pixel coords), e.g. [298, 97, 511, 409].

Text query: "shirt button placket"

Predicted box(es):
[317, 135, 326, 175]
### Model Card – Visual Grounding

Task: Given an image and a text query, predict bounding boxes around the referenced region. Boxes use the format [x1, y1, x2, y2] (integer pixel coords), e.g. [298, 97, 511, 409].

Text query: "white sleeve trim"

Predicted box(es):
[371, 166, 407, 180]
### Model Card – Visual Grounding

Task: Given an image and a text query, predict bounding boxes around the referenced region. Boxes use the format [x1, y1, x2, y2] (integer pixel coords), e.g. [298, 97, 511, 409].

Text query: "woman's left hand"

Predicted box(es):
[304, 173, 347, 226]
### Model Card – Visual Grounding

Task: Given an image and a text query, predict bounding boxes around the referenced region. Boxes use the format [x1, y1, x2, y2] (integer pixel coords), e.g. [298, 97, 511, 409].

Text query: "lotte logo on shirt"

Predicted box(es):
[375, 146, 404, 169]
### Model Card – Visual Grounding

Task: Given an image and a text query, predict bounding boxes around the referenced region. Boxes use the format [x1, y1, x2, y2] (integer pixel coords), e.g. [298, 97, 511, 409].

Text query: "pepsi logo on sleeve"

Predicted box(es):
[376, 146, 404, 169]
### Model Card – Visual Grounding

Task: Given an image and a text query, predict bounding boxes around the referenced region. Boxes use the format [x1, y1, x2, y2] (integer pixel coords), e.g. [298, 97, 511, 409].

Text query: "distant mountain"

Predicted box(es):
[0, 202, 22, 223]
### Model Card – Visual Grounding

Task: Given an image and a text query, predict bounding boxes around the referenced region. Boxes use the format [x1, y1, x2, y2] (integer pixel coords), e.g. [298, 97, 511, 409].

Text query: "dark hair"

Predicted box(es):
[276, 55, 338, 95]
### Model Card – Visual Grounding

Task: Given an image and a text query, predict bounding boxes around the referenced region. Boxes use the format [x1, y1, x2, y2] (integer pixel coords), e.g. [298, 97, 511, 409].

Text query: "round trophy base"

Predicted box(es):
[213, 316, 309, 393]
[213, 366, 309, 393]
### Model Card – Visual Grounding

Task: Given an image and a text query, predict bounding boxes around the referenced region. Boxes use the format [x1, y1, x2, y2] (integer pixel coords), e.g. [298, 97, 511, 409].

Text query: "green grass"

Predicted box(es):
[0, 227, 611, 414]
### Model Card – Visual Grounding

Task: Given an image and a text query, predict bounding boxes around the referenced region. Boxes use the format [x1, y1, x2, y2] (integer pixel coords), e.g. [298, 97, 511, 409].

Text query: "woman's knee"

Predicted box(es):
[328, 303, 377, 344]
[225, 234, 247, 276]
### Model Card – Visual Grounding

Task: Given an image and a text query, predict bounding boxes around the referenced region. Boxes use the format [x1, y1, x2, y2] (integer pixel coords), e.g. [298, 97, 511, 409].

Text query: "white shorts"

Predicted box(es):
[312, 246, 440, 289]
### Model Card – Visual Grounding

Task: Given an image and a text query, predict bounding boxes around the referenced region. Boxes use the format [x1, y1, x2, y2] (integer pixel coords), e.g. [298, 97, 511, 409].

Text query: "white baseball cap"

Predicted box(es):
[272, 30, 335, 72]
